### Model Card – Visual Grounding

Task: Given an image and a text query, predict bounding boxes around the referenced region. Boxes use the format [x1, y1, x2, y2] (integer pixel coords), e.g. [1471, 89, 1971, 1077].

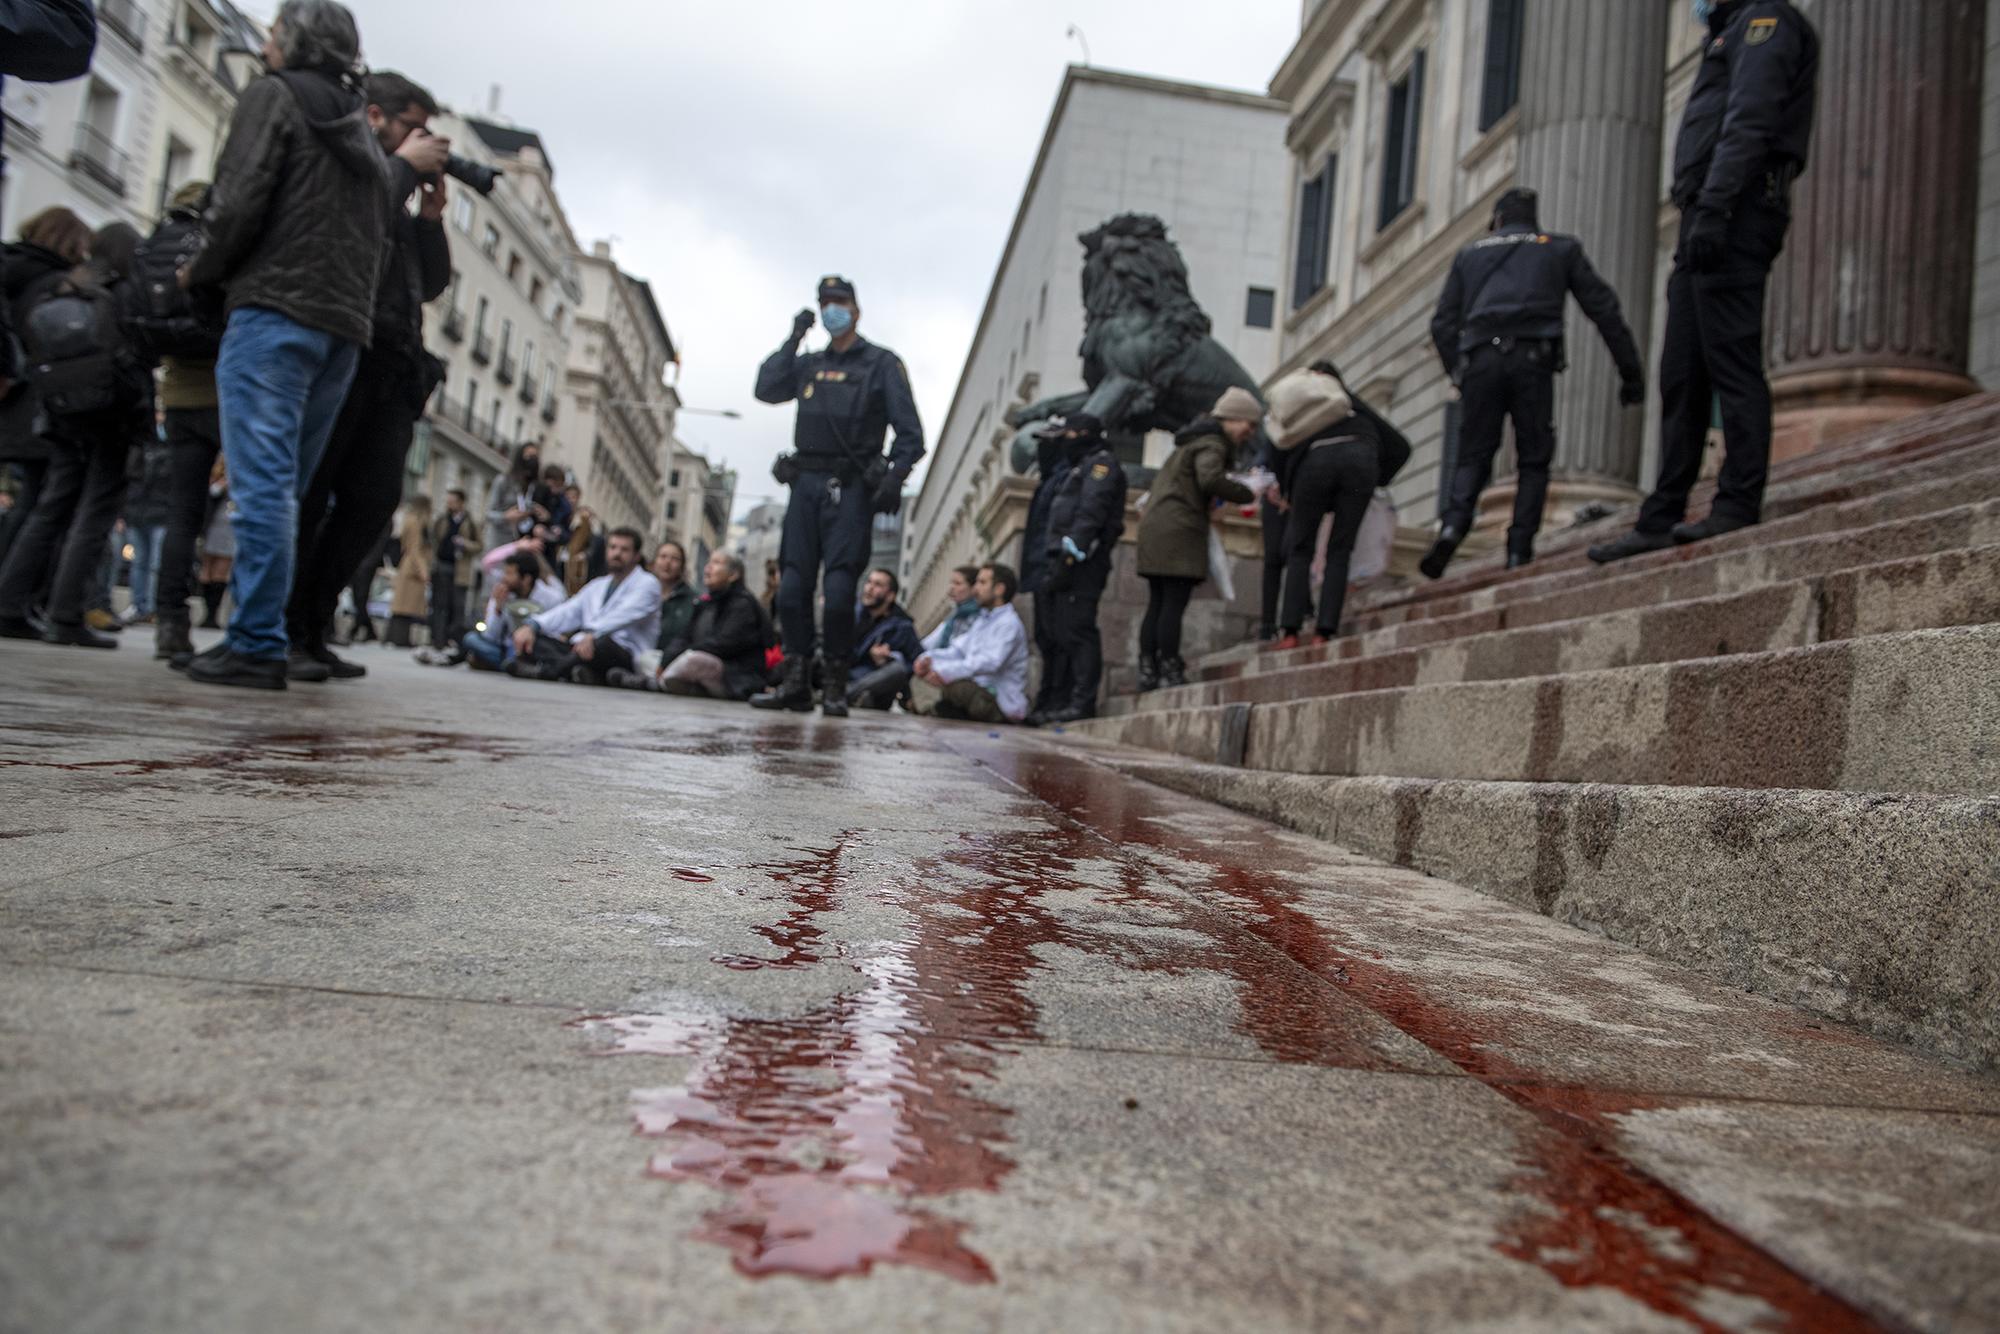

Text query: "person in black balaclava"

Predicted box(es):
[1032, 414, 1125, 726]
[1591, 0, 1819, 565]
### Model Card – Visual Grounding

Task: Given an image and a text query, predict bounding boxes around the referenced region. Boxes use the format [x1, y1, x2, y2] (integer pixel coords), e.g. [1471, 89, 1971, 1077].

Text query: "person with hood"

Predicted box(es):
[1034, 413, 1126, 726]
[0, 207, 92, 579]
[841, 566, 925, 711]
[0, 220, 151, 650]
[1262, 367, 1375, 649]
[283, 68, 453, 684]
[182, 0, 392, 691]
[1135, 388, 1259, 691]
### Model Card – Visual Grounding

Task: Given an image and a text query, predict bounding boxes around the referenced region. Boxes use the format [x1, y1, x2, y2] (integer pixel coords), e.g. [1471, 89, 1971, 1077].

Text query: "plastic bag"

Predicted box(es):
[1312, 489, 1398, 591]
[1208, 525, 1236, 603]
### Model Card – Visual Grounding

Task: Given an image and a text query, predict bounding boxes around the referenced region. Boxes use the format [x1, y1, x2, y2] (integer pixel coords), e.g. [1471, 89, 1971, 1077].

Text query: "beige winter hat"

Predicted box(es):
[1210, 386, 1263, 423]
[1262, 368, 1354, 450]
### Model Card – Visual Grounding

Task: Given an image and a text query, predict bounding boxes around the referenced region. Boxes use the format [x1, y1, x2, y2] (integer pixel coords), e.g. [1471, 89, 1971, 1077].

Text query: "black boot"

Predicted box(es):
[155, 612, 193, 661]
[750, 655, 813, 712]
[1419, 527, 1463, 581]
[199, 582, 227, 628]
[1505, 545, 1534, 571]
[820, 683, 849, 719]
[1160, 655, 1188, 689]
[1136, 655, 1160, 693]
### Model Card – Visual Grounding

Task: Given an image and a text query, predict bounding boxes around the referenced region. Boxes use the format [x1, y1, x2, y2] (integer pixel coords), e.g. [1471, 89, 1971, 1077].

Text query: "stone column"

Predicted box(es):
[1768, 0, 1987, 459]
[1483, 0, 1669, 529]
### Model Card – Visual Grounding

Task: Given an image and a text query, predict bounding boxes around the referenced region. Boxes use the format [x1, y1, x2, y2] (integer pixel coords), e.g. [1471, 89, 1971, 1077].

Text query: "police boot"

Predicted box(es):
[750, 655, 814, 712]
[1136, 655, 1160, 693]
[1160, 656, 1188, 689]
[155, 611, 193, 661]
[1505, 544, 1534, 571]
[1418, 527, 1463, 581]
[820, 683, 849, 719]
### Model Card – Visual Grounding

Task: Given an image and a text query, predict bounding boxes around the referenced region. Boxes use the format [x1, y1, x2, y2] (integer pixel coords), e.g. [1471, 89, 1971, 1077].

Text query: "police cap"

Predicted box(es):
[818, 274, 858, 305]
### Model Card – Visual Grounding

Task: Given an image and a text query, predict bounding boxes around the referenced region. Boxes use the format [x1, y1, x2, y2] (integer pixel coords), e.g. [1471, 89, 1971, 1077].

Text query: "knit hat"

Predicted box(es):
[169, 180, 210, 212]
[1262, 369, 1354, 451]
[1210, 386, 1263, 423]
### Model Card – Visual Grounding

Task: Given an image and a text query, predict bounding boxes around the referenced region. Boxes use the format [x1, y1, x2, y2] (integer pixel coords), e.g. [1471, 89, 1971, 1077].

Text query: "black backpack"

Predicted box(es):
[129, 211, 220, 362]
[20, 273, 147, 420]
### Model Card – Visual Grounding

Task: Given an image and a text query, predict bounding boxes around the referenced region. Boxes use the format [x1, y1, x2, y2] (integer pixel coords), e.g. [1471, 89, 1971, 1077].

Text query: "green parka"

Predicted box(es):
[1135, 418, 1255, 581]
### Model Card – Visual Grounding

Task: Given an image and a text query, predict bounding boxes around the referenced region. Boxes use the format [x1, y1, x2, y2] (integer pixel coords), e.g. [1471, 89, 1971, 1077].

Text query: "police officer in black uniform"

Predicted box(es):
[750, 276, 925, 716]
[1426, 187, 1645, 578]
[1033, 414, 1126, 726]
[1591, 0, 1819, 565]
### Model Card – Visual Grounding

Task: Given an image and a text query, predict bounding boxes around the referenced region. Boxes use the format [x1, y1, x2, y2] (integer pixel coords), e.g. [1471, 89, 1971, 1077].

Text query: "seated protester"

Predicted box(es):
[610, 550, 768, 699]
[650, 539, 696, 663]
[913, 562, 1031, 724]
[456, 548, 563, 670]
[845, 566, 924, 711]
[506, 525, 660, 685]
[921, 564, 982, 656]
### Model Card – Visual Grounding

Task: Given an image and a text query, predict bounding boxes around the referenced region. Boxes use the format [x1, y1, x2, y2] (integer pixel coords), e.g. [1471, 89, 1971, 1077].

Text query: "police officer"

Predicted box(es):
[1591, 0, 1819, 565]
[750, 276, 925, 716]
[1426, 187, 1644, 579]
[1033, 414, 1126, 726]
[1018, 426, 1075, 718]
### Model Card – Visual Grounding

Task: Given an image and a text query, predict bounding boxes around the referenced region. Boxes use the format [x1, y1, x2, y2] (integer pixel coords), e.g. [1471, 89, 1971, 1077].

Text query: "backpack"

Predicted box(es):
[20, 274, 147, 420]
[128, 212, 220, 362]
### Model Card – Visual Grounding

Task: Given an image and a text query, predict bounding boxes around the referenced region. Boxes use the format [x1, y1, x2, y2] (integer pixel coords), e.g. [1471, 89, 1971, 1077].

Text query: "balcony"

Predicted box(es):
[69, 123, 130, 198]
[99, 0, 145, 50]
[470, 330, 493, 366]
[495, 351, 516, 386]
[517, 370, 538, 405]
[440, 308, 466, 343]
[540, 390, 558, 424]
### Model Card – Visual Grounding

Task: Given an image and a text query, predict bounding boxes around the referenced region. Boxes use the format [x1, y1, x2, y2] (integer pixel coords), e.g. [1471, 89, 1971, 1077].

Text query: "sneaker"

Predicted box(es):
[1586, 529, 1675, 565]
[44, 621, 119, 649]
[187, 647, 287, 691]
[286, 649, 333, 683]
[1672, 513, 1757, 546]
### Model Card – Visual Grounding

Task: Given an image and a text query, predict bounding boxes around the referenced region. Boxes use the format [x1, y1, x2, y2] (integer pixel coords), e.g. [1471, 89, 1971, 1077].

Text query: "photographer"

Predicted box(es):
[749, 275, 924, 717]
[283, 69, 454, 683]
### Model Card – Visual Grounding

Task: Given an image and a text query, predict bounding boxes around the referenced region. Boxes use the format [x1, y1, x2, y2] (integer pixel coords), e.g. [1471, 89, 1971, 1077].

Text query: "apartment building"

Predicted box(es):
[552, 246, 678, 537]
[413, 114, 580, 514]
[660, 440, 736, 585]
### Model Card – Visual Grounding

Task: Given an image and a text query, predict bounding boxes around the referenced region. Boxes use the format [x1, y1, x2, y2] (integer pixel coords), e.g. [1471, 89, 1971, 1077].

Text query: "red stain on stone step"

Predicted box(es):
[670, 868, 716, 883]
[709, 836, 856, 972]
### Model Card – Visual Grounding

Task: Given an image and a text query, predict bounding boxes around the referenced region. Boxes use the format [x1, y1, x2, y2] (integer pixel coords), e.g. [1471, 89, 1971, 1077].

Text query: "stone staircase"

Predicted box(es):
[1057, 393, 2000, 1070]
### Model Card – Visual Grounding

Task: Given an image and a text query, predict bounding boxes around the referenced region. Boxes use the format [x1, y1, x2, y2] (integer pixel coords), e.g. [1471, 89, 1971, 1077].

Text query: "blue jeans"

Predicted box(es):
[461, 626, 510, 669]
[215, 307, 361, 660]
[127, 523, 166, 615]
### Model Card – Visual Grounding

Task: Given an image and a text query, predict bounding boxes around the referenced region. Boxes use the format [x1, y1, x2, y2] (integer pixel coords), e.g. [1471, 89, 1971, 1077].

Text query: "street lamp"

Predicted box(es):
[605, 401, 741, 418]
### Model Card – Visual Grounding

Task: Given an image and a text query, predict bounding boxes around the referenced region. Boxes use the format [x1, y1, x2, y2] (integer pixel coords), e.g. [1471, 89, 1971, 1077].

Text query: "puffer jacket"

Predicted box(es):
[1136, 418, 1254, 581]
[188, 70, 391, 349]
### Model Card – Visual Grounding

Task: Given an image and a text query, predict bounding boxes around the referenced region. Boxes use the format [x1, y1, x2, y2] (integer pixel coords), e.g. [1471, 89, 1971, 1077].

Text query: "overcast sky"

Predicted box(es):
[309, 0, 1298, 516]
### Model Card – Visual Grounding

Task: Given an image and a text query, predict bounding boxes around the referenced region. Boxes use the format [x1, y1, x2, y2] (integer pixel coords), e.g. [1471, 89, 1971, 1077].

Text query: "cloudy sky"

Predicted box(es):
[318, 0, 1299, 514]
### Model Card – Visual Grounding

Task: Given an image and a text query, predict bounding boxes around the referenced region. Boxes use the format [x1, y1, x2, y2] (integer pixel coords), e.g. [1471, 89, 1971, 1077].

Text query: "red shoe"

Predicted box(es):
[1268, 634, 1300, 652]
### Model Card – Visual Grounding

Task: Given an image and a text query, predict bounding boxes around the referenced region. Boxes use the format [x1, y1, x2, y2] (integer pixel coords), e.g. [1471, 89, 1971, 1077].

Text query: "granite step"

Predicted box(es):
[1073, 624, 2000, 797]
[1110, 544, 2000, 718]
[1194, 494, 2000, 686]
[1071, 744, 2000, 1070]
[1351, 393, 2000, 620]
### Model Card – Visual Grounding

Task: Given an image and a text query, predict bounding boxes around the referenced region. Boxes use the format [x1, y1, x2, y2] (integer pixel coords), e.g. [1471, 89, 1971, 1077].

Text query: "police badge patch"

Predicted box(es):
[1746, 16, 1778, 44]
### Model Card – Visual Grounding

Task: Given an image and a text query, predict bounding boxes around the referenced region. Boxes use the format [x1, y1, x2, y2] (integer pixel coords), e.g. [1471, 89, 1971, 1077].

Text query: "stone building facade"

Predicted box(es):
[1272, 0, 2000, 553]
[552, 246, 678, 538]
[661, 440, 736, 585]
[902, 66, 1291, 627]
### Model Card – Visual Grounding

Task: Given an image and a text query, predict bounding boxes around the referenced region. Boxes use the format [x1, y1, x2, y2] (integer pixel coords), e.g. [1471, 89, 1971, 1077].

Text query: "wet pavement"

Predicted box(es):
[2, 640, 1996, 1333]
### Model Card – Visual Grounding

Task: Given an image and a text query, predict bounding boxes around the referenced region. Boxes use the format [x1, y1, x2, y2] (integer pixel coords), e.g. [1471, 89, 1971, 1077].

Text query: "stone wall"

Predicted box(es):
[1974, 0, 2000, 387]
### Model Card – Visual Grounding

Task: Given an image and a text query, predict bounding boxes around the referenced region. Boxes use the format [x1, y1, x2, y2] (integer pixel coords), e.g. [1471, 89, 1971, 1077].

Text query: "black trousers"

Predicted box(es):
[776, 469, 872, 674]
[428, 565, 465, 648]
[286, 356, 420, 651]
[0, 459, 49, 572]
[524, 627, 636, 685]
[1445, 342, 1557, 553]
[1281, 439, 1377, 637]
[1027, 589, 1062, 712]
[0, 422, 130, 626]
[1140, 574, 1198, 662]
[1639, 200, 1790, 533]
[1259, 497, 1287, 635]
[1046, 560, 1109, 714]
[158, 408, 222, 621]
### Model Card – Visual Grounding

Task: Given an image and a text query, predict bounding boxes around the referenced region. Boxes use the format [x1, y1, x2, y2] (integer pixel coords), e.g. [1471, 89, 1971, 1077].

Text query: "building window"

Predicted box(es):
[474, 295, 489, 336]
[529, 277, 543, 305]
[669, 469, 681, 487]
[1480, 0, 1525, 132]
[1245, 287, 1276, 330]
[1038, 283, 1048, 323]
[499, 318, 512, 358]
[1292, 156, 1336, 309]
[506, 252, 522, 283]
[157, 134, 193, 216]
[482, 223, 501, 258]
[464, 383, 479, 430]
[666, 500, 678, 521]
[491, 397, 503, 439]
[452, 194, 474, 233]
[1379, 51, 1427, 231]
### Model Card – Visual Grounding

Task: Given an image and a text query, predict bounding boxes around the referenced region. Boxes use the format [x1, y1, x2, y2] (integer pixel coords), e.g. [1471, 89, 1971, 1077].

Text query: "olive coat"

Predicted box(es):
[1135, 421, 1255, 581]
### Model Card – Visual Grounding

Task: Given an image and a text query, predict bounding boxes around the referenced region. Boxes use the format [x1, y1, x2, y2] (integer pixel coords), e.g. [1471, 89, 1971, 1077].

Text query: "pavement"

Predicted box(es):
[1, 634, 1996, 1334]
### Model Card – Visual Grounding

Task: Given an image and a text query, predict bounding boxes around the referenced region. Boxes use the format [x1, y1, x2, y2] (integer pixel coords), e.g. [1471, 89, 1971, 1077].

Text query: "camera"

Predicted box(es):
[444, 154, 501, 197]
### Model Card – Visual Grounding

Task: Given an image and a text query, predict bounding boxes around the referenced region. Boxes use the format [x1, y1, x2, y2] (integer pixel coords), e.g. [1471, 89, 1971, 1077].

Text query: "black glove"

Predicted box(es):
[1683, 209, 1728, 273]
[771, 453, 801, 486]
[791, 308, 816, 341]
[1619, 377, 1646, 407]
[871, 469, 903, 514]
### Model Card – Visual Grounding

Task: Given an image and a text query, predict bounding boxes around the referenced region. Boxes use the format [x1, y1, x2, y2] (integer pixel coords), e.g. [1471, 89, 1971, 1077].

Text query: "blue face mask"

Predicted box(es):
[822, 304, 855, 337]
[1692, 0, 1716, 22]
